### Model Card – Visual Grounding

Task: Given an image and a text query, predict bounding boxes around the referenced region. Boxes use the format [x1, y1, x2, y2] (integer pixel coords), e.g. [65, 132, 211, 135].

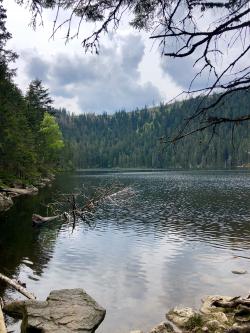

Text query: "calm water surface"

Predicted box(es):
[0, 170, 250, 332]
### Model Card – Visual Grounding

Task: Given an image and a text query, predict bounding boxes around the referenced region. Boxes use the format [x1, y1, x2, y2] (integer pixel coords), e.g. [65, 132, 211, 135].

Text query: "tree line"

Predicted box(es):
[57, 92, 250, 170]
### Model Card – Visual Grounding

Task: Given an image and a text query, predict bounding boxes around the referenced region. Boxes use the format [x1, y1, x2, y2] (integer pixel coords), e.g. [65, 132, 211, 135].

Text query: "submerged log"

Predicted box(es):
[32, 214, 60, 226]
[0, 273, 35, 300]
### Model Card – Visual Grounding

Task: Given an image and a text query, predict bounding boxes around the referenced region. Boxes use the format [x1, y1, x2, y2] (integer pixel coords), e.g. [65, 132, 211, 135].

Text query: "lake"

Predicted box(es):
[0, 170, 250, 332]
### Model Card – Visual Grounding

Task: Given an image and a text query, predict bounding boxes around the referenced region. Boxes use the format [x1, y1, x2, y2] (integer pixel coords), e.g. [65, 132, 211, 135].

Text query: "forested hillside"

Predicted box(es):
[57, 92, 250, 169]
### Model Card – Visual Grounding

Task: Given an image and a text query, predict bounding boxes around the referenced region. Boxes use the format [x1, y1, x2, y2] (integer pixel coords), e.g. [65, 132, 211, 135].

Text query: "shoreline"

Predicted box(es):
[130, 294, 250, 333]
[0, 174, 55, 213]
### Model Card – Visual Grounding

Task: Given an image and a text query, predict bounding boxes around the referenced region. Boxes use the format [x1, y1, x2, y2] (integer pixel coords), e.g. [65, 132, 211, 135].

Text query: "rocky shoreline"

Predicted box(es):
[0, 174, 55, 213]
[130, 295, 250, 333]
[3, 290, 250, 333]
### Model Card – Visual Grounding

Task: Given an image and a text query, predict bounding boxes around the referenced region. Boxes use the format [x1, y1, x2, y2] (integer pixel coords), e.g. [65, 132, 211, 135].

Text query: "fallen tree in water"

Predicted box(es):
[32, 184, 136, 229]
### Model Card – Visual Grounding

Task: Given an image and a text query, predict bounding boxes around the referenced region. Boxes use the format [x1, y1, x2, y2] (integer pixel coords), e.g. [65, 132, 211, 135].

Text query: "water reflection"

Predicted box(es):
[0, 170, 250, 333]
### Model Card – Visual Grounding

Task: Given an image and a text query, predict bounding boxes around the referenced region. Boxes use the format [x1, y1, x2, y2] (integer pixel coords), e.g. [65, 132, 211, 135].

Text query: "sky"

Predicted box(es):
[3, 0, 243, 115]
[3, 0, 188, 114]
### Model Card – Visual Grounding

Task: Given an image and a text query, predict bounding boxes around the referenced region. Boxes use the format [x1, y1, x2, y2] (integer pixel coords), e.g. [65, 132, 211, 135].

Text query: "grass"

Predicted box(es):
[184, 314, 204, 330]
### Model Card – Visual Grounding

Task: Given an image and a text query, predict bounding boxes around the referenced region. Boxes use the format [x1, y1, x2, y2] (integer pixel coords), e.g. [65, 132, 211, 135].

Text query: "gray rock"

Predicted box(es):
[166, 307, 196, 327]
[10, 289, 105, 333]
[0, 193, 13, 212]
[232, 270, 247, 275]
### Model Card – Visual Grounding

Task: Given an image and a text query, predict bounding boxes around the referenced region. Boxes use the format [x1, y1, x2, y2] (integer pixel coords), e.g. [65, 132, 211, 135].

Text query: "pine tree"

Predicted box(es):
[25, 79, 53, 130]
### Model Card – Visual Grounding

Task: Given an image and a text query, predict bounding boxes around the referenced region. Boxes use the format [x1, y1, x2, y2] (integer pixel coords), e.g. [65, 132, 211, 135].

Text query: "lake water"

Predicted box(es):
[0, 170, 250, 332]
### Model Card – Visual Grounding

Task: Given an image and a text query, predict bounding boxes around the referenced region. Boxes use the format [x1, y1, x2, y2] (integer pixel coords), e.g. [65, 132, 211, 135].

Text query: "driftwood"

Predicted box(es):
[32, 214, 60, 226]
[0, 299, 7, 333]
[1, 187, 38, 196]
[0, 273, 35, 300]
[212, 298, 250, 309]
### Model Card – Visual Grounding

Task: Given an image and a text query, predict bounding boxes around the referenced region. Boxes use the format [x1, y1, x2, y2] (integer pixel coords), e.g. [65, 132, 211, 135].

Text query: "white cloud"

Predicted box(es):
[22, 35, 161, 113]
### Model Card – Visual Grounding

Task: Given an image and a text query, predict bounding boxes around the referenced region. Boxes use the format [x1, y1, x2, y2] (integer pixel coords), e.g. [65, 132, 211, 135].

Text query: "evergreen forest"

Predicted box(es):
[57, 92, 250, 170]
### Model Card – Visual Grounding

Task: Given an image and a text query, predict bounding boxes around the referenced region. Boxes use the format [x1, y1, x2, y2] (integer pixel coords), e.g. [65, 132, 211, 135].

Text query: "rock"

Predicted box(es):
[149, 321, 175, 332]
[5, 289, 105, 333]
[130, 330, 143, 333]
[166, 307, 196, 327]
[212, 311, 228, 323]
[206, 319, 225, 331]
[0, 193, 13, 212]
[232, 270, 247, 275]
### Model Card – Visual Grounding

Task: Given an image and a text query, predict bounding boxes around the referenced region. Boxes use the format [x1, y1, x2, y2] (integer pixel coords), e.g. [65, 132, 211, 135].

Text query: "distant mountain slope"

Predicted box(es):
[57, 92, 250, 169]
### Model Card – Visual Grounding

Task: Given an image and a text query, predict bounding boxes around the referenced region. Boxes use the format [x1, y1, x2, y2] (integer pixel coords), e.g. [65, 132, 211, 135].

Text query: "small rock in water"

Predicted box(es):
[232, 270, 247, 274]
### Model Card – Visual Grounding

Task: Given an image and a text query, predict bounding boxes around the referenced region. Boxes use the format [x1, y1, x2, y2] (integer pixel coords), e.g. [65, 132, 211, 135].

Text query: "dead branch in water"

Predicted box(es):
[32, 214, 60, 226]
[0, 273, 36, 300]
[34, 183, 136, 230]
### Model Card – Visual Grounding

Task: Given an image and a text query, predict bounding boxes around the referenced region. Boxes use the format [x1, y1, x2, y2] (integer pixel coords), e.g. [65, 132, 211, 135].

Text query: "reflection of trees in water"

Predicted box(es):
[0, 187, 61, 296]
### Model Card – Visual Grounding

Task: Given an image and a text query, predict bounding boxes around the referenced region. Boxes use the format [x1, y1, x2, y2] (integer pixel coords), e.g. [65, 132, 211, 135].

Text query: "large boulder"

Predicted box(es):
[0, 193, 13, 212]
[5, 289, 106, 333]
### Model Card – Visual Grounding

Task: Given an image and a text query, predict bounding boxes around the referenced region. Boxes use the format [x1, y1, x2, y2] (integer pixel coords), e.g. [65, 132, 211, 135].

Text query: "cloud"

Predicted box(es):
[24, 53, 49, 82]
[23, 34, 162, 113]
[160, 55, 215, 91]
